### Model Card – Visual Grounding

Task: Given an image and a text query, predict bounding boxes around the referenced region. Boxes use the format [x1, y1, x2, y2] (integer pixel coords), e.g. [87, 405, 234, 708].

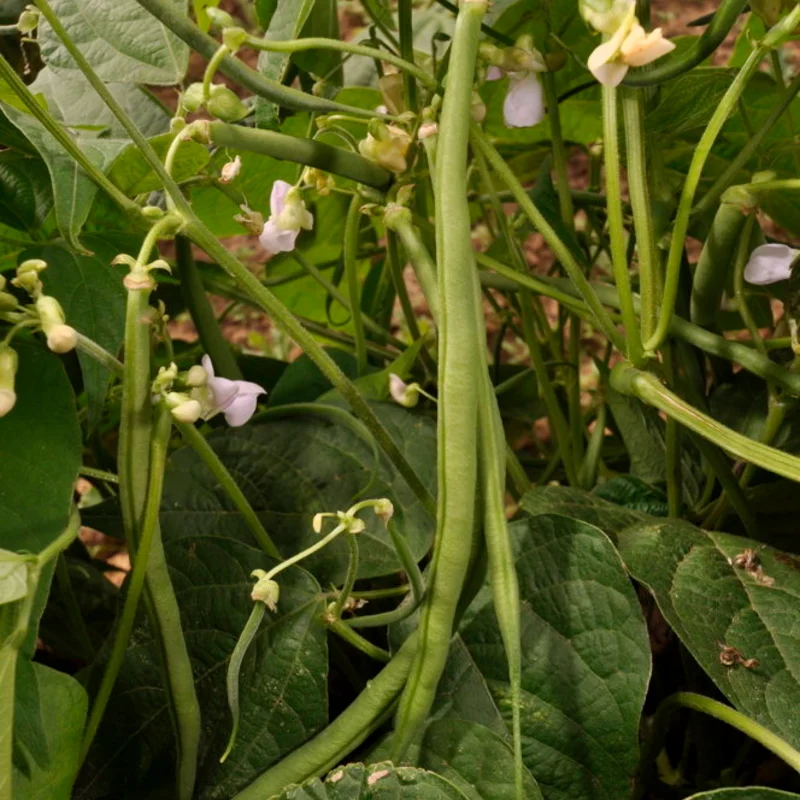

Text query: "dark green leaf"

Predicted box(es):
[38, 0, 189, 85]
[0, 152, 53, 234]
[592, 475, 669, 517]
[419, 719, 543, 800]
[361, 0, 395, 31]
[12, 662, 87, 799]
[24, 237, 128, 429]
[461, 515, 651, 800]
[268, 348, 359, 407]
[79, 537, 328, 800]
[269, 762, 469, 799]
[0, 342, 80, 555]
[254, 0, 278, 28]
[617, 518, 800, 751]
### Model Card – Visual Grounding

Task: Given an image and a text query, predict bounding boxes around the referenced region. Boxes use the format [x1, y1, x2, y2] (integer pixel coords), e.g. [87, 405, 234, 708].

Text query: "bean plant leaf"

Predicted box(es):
[78, 537, 328, 800]
[460, 515, 651, 800]
[419, 720, 543, 800]
[24, 237, 128, 429]
[269, 762, 470, 799]
[255, 0, 317, 129]
[12, 661, 88, 800]
[617, 518, 800, 751]
[0, 152, 53, 234]
[38, 0, 189, 85]
[156, 404, 435, 584]
[0, 342, 80, 555]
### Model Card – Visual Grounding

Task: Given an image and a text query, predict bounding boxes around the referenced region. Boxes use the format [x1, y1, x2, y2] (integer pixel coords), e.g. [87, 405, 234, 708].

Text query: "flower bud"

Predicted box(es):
[206, 6, 236, 29]
[344, 516, 366, 534]
[234, 204, 265, 235]
[142, 205, 165, 219]
[301, 167, 335, 197]
[358, 125, 411, 174]
[0, 292, 18, 312]
[185, 364, 208, 387]
[181, 82, 206, 113]
[17, 258, 47, 275]
[169, 397, 203, 423]
[207, 85, 249, 123]
[250, 569, 280, 611]
[220, 155, 242, 184]
[36, 295, 77, 353]
[0, 347, 18, 417]
[222, 26, 249, 53]
[579, 0, 635, 34]
[373, 498, 394, 524]
[312, 512, 326, 534]
[418, 121, 438, 140]
[17, 6, 40, 34]
[470, 92, 486, 123]
[389, 373, 420, 408]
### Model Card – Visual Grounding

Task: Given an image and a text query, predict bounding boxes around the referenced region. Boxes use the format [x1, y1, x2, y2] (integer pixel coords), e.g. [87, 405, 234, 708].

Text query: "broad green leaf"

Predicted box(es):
[23, 237, 128, 429]
[461, 515, 651, 800]
[592, 475, 669, 517]
[0, 105, 126, 250]
[108, 133, 211, 195]
[687, 790, 800, 799]
[270, 762, 469, 799]
[419, 719, 543, 800]
[78, 537, 328, 799]
[254, 0, 278, 28]
[0, 557, 27, 605]
[255, 0, 317, 129]
[27, 67, 170, 138]
[645, 69, 737, 139]
[292, 0, 343, 93]
[616, 518, 800, 751]
[268, 348, 359, 407]
[157, 404, 435, 584]
[0, 152, 53, 234]
[38, 0, 189, 85]
[0, 342, 80, 555]
[12, 661, 87, 800]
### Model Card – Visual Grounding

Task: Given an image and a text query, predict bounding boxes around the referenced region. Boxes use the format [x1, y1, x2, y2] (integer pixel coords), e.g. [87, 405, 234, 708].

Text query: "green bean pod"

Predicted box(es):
[391, 0, 488, 760]
[690, 186, 756, 328]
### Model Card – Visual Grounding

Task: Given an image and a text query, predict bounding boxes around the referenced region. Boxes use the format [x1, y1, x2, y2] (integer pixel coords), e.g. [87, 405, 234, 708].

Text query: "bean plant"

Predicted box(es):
[3, 0, 800, 797]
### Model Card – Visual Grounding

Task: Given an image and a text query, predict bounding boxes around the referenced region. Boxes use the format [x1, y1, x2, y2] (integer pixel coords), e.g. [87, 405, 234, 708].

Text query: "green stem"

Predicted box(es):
[79, 405, 173, 764]
[385, 230, 430, 359]
[393, 0, 487, 761]
[245, 35, 436, 91]
[232, 636, 417, 799]
[694, 72, 800, 215]
[622, 87, 659, 346]
[176, 422, 280, 558]
[0, 54, 141, 220]
[55, 554, 95, 663]
[175, 235, 241, 380]
[343, 195, 368, 376]
[578, 403, 607, 488]
[471, 126, 625, 352]
[332, 534, 360, 618]
[645, 43, 770, 352]
[184, 221, 436, 516]
[662, 346, 682, 517]
[75, 333, 124, 377]
[386, 212, 439, 321]
[733, 216, 764, 353]
[133, 0, 391, 118]
[221, 603, 266, 763]
[398, 0, 418, 110]
[266, 526, 346, 582]
[208, 122, 392, 190]
[611, 362, 800, 484]
[327, 619, 391, 662]
[202, 44, 229, 103]
[603, 85, 643, 362]
[542, 71, 574, 227]
[79, 466, 120, 484]
[622, 0, 748, 87]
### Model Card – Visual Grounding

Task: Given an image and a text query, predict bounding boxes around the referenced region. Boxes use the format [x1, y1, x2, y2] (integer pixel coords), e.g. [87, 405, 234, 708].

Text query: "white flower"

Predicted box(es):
[485, 66, 545, 129]
[36, 296, 77, 353]
[744, 243, 800, 285]
[389, 373, 420, 408]
[0, 347, 18, 417]
[220, 155, 242, 184]
[168, 396, 203, 424]
[587, 11, 675, 87]
[358, 125, 411, 173]
[197, 354, 266, 427]
[258, 180, 314, 254]
[0, 389, 15, 417]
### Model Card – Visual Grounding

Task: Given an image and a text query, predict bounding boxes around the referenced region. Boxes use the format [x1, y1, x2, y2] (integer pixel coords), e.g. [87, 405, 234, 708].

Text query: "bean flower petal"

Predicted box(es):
[202, 355, 266, 426]
[744, 243, 800, 285]
[503, 72, 545, 128]
[620, 25, 676, 67]
[259, 219, 301, 253]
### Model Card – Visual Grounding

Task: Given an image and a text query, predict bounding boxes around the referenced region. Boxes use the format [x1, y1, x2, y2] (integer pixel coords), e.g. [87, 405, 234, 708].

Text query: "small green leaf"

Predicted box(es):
[419, 719, 543, 800]
[23, 237, 129, 429]
[12, 661, 88, 800]
[0, 342, 80, 555]
[0, 152, 53, 234]
[461, 515, 651, 800]
[270, 762, 469, 799]
[38, 0, 189, 85]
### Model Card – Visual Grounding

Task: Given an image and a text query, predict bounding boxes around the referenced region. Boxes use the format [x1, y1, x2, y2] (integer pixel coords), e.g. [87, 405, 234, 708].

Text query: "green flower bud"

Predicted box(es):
[207, 85, 249, 122]
[0, 346, 18, 417]
[181, 82, 206, 113]
[250, 569, 280, 611]
[205, 6, 235, 28]
[36, 295, 78, 353]
[17, 6, 40, 34]
[579, 0, 635, 34]
[222, 26, 249, 53]
[0, 291, 18, 312]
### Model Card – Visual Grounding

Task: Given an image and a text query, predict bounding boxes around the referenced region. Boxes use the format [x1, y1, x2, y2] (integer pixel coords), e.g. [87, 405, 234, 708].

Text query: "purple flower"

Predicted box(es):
[201, 355, 265, 426]
[744, 243, 800, 285]
[259, 180, 313, 254]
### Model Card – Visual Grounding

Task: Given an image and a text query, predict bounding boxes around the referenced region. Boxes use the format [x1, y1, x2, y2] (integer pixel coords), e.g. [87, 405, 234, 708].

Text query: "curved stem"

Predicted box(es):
[175, 235, 241, 380]
[327, 619, 391, 662]
[245, 35, 436, 91]
[75, 332, 124, 377]
[332, 534, 360, 618]
[266, 526, 346, 582]
[176, 421, 280, 558]
[202, 44, 229, 103]
[343, 195, 368, 376]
